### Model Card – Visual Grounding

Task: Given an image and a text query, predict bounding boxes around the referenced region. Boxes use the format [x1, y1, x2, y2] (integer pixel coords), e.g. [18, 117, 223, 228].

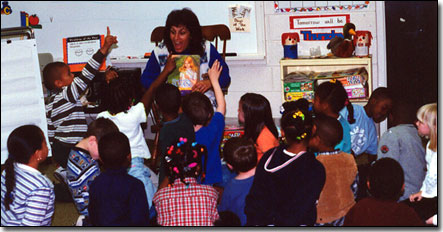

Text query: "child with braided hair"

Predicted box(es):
[152, 137, 219, 226]
[245, 109, 326, 226]
[313, 80, 354, 154]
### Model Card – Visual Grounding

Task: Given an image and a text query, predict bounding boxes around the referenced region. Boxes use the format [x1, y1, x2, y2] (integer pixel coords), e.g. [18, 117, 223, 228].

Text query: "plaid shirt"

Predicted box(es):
[153, 177, 219, 226]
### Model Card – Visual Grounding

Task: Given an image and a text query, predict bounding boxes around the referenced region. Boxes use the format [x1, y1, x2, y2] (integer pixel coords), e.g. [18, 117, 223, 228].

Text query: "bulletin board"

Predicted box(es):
[0, 1, 263, 61]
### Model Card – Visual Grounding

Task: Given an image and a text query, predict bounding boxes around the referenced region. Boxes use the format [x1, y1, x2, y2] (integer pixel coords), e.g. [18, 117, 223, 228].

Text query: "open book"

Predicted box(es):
[167, 55, 200, 95]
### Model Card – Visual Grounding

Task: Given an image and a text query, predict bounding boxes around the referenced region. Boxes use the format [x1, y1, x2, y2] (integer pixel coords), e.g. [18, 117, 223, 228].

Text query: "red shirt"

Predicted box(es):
[153, 177, 219, 226]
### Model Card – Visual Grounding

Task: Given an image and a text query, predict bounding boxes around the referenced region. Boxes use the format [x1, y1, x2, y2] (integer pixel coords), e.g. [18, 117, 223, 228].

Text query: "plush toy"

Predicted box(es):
[282, 32, 300, 59]
[327, 23, 356, 58]
[353, 31, 372, 57]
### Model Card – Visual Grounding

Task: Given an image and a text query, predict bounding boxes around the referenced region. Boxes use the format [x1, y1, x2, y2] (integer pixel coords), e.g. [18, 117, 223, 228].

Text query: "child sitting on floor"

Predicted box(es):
[1, 125, 55, 226]
[88, 132, 150, 226]
[97, 71, 160, 209]
[238, 93, 279, 163]
[245, 109, 326, 226]
[218, 137, 257, 226]
[344, 158, 423, 226]
[153, 138, 219, 226]
[309, 114, 358, 226]
[155, 83, 195, 185]
[66, 118, 119, 218]
[182, 60, 224, 186]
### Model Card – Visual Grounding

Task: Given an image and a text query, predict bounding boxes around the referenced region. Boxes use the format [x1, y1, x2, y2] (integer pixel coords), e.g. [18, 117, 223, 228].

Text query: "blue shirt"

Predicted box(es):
[88, 167, 150, 226]
[340, 104, 378, 156]
[218, 175, 254, 226]
[141, 43, 230, 90]
[335, 115, 352, 153]
[195, 112, 225, 185]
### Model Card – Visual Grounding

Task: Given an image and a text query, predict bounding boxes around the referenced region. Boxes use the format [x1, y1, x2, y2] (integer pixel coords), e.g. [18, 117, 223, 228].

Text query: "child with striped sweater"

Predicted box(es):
[1, 125, 55, 226]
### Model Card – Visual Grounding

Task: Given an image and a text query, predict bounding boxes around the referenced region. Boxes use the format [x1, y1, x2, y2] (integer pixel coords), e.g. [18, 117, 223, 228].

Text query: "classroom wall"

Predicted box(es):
[225, 1, 382, 119]
[111, 2, 384, 120]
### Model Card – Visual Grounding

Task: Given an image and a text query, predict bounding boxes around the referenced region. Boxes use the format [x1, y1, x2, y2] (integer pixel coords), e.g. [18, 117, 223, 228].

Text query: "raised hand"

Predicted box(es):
[100, 26, 118, 54]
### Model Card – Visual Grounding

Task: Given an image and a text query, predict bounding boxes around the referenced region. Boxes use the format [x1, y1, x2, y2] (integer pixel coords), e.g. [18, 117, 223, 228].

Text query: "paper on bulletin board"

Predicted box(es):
[63, 34, 106, 72]
[228, 4, 252, 32]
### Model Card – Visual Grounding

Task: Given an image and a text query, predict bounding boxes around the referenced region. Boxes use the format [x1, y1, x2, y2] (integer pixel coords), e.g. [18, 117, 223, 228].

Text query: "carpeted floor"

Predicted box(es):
[38, 159, 80, 226]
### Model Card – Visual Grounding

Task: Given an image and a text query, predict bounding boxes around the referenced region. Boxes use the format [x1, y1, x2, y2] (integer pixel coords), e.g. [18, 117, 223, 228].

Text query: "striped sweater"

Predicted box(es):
[1, 163, 55, 226]
[46, 51, 105, 145]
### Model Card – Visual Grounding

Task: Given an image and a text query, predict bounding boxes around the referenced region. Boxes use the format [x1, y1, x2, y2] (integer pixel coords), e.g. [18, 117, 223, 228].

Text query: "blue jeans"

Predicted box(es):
[128, 157, 157, 209]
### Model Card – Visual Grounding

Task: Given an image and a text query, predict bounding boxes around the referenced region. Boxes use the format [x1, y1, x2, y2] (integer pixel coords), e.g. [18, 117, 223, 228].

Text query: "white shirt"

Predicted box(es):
[97, 102, 151, 159]
[420, 141, 437, 198]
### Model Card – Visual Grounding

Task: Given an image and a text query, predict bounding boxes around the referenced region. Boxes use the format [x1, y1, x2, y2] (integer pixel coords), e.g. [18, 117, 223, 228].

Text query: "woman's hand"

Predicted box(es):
[192, 79, 212, 93]
[409, 191, 422, 202]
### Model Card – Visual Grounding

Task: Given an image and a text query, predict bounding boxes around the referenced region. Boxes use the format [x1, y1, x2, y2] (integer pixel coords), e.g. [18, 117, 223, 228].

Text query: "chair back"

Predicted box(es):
[150, 24, 231, 60]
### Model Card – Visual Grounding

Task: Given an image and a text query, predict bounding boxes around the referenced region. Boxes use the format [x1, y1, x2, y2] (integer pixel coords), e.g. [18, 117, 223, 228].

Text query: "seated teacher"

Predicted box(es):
[141, 8, 231, 105]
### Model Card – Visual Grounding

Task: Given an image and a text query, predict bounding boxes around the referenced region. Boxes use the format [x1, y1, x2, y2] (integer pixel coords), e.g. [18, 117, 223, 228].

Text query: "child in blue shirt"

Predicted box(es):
[182, 60, 224, 186]
[218, 137, 257, 226]
[88, 132, 149, 226]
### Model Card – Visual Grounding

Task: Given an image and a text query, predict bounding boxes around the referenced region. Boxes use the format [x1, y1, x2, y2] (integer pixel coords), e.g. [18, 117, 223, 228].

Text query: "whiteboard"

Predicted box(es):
[1, 39, 52, 164]
[0, 1, 262, 60]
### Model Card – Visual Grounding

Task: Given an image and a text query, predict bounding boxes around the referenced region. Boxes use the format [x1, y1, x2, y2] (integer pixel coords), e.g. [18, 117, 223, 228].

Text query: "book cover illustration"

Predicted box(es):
[167, 55, 200, 94]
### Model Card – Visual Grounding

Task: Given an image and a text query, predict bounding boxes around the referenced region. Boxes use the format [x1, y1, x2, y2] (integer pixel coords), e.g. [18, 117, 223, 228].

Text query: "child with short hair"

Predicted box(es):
[88, 132, 150, 226]
[153, 138, 219, 226]
[245, 109, 326, 226]
[313, 80, 353, 154]
[97, 67, 165, 209]
[309, 114, 358, 226]
[406, 103, 437, 223]
[43, 27, 117, 178]
[155, 82, 195, 185]
[66, 118, 119, 217]
[238, 93, 279, 162]
[1, 125, 55, 226]
[182, 60, 224, 185]
[377, 99, 426, 201]
[340, 87, 394, 163]
[218, 137, 257, 226]
[344, 158, 424, 226]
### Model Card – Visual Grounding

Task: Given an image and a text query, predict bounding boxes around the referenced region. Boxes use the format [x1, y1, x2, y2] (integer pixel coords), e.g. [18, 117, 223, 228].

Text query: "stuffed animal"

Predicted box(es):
[353, 31, 372, 57]
[282, 32, 300, 59]
[327, 23, 356, 58]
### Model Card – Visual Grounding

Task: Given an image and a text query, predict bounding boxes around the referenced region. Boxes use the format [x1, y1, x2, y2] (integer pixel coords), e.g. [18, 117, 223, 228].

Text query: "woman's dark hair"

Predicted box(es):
[182, 92, 213, 126]
[98, 132, 131, 169]
[368, 158, 404, 201]
[154, 83, 181, 115]
[223, 137, 257, 173]
[315, 81, 355, 124]
[164, 137, 208, 185]
[281, 109, 313, 144]
[163, 8, 204, 56]
[240, 93, 279, 143]
[102, 76, 137, 115]
[4, 125, 45, 210]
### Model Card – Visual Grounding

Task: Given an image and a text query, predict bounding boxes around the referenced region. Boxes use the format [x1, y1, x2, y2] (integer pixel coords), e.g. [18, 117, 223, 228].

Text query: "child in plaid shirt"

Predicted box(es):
[153, 138, 219, 226]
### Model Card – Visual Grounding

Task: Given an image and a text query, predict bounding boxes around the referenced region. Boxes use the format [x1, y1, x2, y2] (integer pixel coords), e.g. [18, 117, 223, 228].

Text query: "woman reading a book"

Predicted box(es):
[141, 8, 231, 104]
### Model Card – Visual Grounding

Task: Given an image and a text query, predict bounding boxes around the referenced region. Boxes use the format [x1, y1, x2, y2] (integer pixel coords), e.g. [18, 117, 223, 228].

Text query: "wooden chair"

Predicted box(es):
[148, 24, 231, 168]
[150, 24, 231, 60]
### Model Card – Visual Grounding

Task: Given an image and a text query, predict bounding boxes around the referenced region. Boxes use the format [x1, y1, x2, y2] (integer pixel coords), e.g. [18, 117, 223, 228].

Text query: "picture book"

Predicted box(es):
[167, 55, 200, 95]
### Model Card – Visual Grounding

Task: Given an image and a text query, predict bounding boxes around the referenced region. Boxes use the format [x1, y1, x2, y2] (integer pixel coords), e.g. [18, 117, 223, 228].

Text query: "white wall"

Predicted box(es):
[115, 2, 386, 121]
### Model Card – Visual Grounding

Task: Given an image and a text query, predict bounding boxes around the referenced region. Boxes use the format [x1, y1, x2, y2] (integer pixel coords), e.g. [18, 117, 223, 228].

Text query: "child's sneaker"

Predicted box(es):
[53, 166, 68, 184]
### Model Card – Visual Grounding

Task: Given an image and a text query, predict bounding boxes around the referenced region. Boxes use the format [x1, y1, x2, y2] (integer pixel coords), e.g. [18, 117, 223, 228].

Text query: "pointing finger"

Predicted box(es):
[107, 26, 110, 36]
